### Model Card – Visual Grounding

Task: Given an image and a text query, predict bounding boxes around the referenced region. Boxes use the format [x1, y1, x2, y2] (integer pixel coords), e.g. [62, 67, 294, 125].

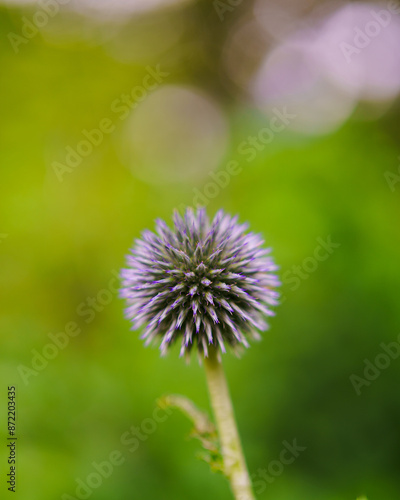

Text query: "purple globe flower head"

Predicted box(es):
[120, 208, 280, 359]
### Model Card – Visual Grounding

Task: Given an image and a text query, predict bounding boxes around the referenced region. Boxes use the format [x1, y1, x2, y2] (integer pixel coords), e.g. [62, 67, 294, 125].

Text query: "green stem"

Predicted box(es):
[203, 347, 255, 500]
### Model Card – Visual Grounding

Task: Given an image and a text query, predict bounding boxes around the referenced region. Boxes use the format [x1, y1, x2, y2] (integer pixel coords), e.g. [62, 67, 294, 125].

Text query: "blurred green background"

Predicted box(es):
[1, 1, 400, 499]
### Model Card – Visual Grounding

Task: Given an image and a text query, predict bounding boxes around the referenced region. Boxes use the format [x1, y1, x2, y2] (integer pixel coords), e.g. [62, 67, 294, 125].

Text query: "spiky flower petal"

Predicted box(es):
[120, 208, 280, 358]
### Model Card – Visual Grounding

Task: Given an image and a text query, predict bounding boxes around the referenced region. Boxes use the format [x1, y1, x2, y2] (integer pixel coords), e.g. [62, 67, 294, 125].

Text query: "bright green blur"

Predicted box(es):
[1, 3, 400, 500]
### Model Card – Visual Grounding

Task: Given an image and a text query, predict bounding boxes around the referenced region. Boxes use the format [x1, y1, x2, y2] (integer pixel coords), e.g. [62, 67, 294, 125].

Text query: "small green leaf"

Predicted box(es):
[157, 394, 224, 474]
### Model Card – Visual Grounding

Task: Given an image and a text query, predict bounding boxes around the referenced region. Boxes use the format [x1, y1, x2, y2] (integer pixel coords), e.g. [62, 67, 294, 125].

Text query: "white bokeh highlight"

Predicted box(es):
[251, 2, 400, 135]
[118, 85, 229, 185]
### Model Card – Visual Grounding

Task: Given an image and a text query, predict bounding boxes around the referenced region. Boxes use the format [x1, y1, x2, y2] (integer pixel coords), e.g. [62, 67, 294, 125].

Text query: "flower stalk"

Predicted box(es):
[121, 208, 280, 499]
[204, 346, 255, 500]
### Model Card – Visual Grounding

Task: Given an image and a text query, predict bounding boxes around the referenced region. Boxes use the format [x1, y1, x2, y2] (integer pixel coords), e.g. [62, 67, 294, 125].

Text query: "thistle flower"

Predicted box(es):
[120, 208, 280, 358]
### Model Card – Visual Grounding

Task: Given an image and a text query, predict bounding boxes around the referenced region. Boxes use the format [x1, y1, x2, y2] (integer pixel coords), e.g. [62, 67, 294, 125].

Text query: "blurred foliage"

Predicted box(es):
[1, 1, 400, 500]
